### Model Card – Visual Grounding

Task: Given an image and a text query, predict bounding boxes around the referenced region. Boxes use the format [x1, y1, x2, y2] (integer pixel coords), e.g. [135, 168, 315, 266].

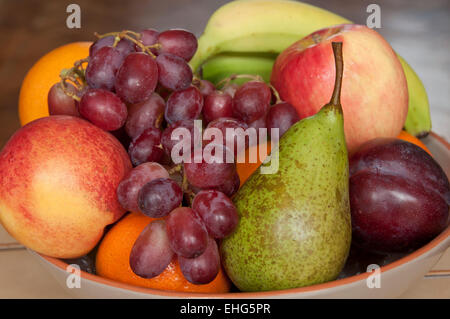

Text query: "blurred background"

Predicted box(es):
[0, 0, 448, 146]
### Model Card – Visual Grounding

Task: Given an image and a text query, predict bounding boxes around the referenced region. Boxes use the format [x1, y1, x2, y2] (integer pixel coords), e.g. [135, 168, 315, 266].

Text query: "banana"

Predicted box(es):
[191, 0, 431, 137]
[202, 53, 275, 85]
[189, 0, 350, 71]
[398, 57, 432, 137]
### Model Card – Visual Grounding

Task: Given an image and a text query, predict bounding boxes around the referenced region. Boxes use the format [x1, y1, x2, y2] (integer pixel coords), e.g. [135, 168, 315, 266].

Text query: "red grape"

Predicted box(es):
[248, 114, 267, 131]
[165, 86, 203, 124]
[161, 119, 202, 162]
[128, 127, 164, 166]
[178, 236, 220, 285]
[79, 88, 127, 131]
[90, 36, 134, 58]
[214, 172, 240, 197]
[138, 178, 183, 218]
[192, 190, 239, 239]
[155, 84, 171, 100]
[266, 102, 300, 137]
[117, 162, 169, 212]
[115, 52, 159, 104]
[48, 82, 80, 117]
[111, 126, 132, 150]
[202, 91, 233, 123]
[115, 38, 136, 57]
[166, 207, 208, 258]
[248, 114, 268, 147]
[157, 29, 198, 61]
[184, 144, 236, 189]
[130, 220, 174, 278]
[156, 53, 193, 91]
[89, 36, 114, 57]
[205, 117, 249, 156]
[137, 29, 159, 52]
[222, 83, 239, 98]
[196, 79, 215, 97]
[232, 81, 271, 123]
[125, 93, 165, 140]
[85, 46, 124, 91]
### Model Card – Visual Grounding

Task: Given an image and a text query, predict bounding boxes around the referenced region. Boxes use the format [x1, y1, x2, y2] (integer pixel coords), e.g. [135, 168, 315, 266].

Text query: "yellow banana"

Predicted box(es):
[189, 0, 350, 71]
[398, 57, 432, 137]
[191, 0, 431, 137]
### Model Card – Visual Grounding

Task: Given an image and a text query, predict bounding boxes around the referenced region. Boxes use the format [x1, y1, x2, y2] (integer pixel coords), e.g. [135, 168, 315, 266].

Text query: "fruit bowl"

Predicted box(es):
[30, 132, 450, 298]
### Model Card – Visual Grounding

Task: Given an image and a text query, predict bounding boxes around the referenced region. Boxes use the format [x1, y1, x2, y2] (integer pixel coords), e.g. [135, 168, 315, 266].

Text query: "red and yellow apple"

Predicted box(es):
[271, 24, 408, 153]
[0, 116, 132, 258]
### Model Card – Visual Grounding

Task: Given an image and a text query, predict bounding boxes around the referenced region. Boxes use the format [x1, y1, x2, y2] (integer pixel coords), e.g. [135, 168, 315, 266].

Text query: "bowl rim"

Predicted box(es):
[38, 132, 450, 298]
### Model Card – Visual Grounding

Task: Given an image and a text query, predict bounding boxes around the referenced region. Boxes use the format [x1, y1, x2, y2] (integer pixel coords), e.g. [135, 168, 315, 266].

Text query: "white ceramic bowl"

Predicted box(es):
[31, 133, 450, 298]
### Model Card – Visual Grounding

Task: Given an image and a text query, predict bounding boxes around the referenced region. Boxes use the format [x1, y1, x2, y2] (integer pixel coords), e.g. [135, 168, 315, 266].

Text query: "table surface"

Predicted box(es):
[0, 0, 449, 298]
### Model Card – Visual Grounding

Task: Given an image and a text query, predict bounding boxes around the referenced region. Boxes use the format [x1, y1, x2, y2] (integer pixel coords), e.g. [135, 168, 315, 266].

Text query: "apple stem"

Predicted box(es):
[330, 42, 343, 107]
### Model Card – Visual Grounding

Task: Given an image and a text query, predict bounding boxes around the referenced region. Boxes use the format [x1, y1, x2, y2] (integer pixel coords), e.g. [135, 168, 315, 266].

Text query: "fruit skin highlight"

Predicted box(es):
[0, 116, 131, 258]
[96, 212, 231, 293]
[19, 42, 91, 126]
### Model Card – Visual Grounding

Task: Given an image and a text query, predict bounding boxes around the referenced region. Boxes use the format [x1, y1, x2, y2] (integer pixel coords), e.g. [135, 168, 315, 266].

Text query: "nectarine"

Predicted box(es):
[0, 116, 132, 258]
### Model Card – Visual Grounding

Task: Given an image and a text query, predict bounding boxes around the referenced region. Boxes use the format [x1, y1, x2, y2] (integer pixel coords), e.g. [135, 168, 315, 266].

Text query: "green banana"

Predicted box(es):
[202, 53, 275, 85]
[190, 0, 431, 137]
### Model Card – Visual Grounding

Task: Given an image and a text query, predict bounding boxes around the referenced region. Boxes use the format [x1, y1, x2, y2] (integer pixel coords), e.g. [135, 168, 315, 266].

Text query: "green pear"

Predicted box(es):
[221, 42, 351, 292]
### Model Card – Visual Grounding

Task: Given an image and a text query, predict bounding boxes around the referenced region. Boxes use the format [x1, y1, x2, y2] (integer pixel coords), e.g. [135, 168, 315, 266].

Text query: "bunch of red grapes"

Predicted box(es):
[47, 28, 300, 285]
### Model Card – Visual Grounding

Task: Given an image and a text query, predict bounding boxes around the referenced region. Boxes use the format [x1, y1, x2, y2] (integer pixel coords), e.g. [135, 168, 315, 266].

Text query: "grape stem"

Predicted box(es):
[191, 76, 202, 87]
[180, 167, 195, 206]
[58, 57, 89, 102]
[94, 30, 161, 59]
[154, 112, 164, 129]
[216, 74, 263, 89]
[268, 83, 282, 104]
[182, 169, 189, 192]
[59, 82, 81, 102]
[216, 73, 282, 104]
[184, 189, 196, 207]
[167, 164, 182, 175]
[167, 164, 196, 206]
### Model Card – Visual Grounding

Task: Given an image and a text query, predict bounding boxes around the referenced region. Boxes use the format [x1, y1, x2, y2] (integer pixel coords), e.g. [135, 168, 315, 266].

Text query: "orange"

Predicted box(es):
[236, 141, 272, 186]
[397, 130, 432, 156]
[96, 212, 231, 293]
[18, 42, 91, 126]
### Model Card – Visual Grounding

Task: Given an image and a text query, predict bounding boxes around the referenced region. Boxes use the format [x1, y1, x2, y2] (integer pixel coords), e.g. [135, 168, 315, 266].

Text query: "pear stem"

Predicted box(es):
[330, 42, 343, 106]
